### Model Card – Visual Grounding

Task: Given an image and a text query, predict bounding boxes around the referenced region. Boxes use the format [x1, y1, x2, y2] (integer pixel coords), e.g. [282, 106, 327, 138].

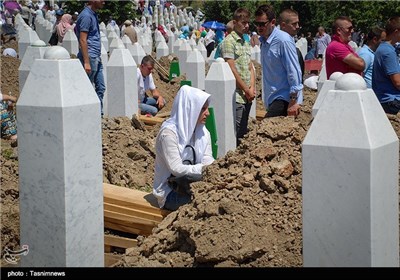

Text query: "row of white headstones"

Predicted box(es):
[11, 11, 399, 266]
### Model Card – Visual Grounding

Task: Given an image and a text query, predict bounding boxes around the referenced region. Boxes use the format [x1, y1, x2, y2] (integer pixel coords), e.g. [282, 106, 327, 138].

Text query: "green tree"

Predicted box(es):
[305, 0, 400, 34]
[201, 0, 265, 32]
[201, 0, 400, 35]
[63, 0, 138, 25]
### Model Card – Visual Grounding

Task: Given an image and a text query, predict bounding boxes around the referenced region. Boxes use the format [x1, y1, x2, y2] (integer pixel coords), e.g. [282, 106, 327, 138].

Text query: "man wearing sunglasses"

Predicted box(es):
[325, 16, 365, 79]
[254, 4, 303, 117]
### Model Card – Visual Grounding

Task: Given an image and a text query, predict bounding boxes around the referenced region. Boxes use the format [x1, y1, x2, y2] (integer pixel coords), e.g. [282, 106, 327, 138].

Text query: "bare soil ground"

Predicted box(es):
[1, 40, 399, 267]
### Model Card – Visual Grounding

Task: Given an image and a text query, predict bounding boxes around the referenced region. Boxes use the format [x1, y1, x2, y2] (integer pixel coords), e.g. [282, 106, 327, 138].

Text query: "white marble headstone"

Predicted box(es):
[17, 46, 103, 267]
[303, 73, 399, 267]
[107, 48, 138, 118]
[205, 58, 236, 158]
[62, 29, 79, 56]
[186, 49, 205, 90]
[18, 40, 49, 93]
[312, 71, 343, 117]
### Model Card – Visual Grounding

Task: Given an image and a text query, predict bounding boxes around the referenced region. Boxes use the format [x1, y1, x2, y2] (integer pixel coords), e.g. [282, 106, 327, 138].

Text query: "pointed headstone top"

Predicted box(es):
[215, 57, 225, 63]
[44, 46, 70, 60]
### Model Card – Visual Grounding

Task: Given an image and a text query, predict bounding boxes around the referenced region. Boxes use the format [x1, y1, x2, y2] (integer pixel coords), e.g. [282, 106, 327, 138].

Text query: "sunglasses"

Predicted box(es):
[340, 26, 354, 32]
[253, 20, 270, 27]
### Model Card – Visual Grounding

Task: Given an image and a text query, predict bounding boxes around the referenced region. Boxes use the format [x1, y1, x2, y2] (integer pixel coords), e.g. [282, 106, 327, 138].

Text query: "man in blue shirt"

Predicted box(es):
[278, 9, 305, 80]
[76, 0, 105, 116]
[254, 4, 303, 117]
[315, 27, 331, 59]
[372, 16, 400, 115]
[357, 27, 385, 88]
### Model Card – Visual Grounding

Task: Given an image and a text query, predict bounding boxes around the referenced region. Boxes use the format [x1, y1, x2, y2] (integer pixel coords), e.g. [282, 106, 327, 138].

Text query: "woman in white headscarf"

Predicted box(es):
[153, 85, 214, 211]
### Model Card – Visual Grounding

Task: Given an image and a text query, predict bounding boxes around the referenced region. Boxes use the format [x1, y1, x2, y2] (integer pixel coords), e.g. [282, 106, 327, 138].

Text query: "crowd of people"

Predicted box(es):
[0, 1, 399, 211]
[0, 1, 78, 45]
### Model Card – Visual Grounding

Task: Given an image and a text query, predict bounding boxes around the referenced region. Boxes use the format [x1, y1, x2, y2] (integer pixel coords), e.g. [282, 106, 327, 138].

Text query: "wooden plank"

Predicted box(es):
[149, 55, 170, 76]
[104, 183, 158, 207]
[104, 235, 137, 249]
[103, 183, 170, 217]
[105, 221, 152, 236]
[104, 253, 122, 267]
[104, 197, 169, 217]
[138, 115, 165, 125]
[104, 202, 164, 222]
[104, 245, 112, 253]
[256, 110, 266, 120]
[105, 210, 158, 229]
[156, 111, 171, 118]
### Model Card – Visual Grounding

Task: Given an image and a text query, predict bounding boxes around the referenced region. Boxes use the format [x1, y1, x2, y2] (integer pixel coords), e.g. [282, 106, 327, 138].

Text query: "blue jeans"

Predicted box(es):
[140, 96, 165, 116]
[78, 55, 105, 116]
[163, 190, 191, 211]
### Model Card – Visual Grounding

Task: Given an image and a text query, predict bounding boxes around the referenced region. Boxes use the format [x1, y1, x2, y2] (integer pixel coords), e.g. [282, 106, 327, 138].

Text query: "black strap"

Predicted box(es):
[182, 145, 196, 165]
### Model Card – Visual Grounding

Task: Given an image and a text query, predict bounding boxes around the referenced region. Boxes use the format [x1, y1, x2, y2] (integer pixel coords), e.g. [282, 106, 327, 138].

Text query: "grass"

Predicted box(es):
[2, 148, 14, 160]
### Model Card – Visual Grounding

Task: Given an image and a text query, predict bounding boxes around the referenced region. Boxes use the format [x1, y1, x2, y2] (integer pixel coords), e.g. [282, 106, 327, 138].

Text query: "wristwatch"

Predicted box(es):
[290, 93, 297, 101]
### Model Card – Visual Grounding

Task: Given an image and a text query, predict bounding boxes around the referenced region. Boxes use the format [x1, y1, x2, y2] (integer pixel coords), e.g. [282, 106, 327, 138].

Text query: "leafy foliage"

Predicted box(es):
[62, 0, 138, 25]
[202, 0, 400, 34]
[61, 0, 400, 35]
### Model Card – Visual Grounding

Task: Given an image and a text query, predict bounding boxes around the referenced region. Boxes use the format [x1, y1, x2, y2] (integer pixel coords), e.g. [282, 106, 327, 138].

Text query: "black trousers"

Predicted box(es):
[381, 100, 400, 115]
[266, 99, 289, 117]
[236, 102, 252, 146]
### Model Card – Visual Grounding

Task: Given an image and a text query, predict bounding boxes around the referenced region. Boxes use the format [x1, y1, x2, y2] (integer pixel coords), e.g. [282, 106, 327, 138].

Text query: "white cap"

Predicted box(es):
[2, 48, 17, 58]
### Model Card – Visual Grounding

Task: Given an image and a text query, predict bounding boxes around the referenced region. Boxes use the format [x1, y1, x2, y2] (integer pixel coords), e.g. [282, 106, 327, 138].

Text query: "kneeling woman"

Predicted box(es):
[153, 86, 214, 211]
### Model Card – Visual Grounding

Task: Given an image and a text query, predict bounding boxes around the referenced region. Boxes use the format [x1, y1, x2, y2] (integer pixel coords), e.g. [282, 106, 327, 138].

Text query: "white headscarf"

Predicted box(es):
[159, 85, 210, 163]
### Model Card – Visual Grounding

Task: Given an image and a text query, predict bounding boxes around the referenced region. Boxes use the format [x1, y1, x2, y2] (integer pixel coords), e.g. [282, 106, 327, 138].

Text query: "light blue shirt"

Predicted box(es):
[372, 41, 400, 103]
[357, 45, 374, 88]
[316, 33, 331, 57]
[259, 27, 303, 108]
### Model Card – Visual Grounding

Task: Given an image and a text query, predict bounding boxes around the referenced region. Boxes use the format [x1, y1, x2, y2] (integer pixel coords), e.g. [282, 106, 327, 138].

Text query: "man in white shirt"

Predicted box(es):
[137, 55, 166, 116]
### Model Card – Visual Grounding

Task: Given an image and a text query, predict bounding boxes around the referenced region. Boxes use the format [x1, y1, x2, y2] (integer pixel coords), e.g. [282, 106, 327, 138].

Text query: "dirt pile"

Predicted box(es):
[117, 116, 308, 267]
[1, 41, 20, 97]
[102, 117, 157, 191]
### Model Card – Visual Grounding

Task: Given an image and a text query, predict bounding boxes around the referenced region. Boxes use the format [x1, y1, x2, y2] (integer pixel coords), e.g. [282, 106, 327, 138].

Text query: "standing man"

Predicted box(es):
[220, 8, 255, 146]
[325, 16, 365, 79]
[254, 4, 303, 117]
[278, 8, 305, 80]
[357, 27, 386, 88]
[315, 26, 330, 59]
[76, 0, 105, 116]
[372, 16, 400, 115]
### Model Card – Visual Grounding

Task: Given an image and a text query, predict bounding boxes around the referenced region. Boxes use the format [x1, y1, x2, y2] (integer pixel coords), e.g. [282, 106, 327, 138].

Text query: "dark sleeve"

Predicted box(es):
[297, 47, 305, 81]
